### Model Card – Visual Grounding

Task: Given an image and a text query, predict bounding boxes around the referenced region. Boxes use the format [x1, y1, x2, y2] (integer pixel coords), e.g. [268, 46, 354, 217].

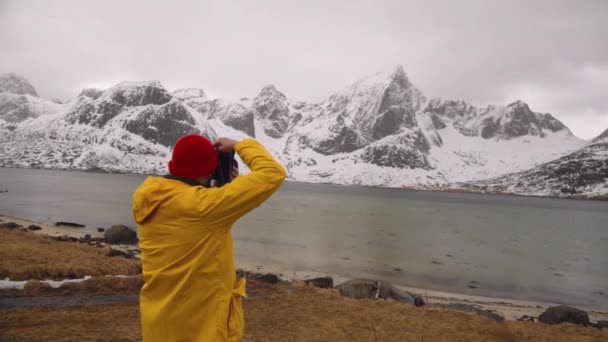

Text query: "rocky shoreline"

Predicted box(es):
[1, 213, 607, 334]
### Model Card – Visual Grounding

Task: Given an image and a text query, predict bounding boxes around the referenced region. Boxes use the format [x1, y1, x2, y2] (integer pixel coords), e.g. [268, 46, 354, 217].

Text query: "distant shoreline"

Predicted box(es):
[1, 165, 606, 202]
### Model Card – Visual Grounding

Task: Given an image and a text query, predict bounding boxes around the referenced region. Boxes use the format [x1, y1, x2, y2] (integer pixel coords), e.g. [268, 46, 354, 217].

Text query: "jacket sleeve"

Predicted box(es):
[198, 139, 286, 229]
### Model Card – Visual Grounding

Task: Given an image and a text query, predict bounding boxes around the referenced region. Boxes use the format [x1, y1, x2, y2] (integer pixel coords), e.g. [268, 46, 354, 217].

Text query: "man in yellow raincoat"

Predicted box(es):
[132, 134, 286, 341]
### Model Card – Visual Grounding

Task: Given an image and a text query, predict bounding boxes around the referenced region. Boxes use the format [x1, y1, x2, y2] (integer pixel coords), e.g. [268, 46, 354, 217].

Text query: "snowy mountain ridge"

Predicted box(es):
[1, 66, 604, 197]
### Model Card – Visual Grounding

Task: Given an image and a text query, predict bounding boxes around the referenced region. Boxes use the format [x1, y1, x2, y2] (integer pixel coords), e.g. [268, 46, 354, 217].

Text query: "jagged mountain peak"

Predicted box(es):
[0, 73, 38, 97]
[101, 80, 172, 107]
[593, 128, 608, 144]
[253, 85, 290, 138]
[2, 65, 596, 197]
[257, 84, 287, 100]
[390, 64, 411, 88]
[79, 88, 103, 100]
[112, 80, 165, 91]
[342, 65, 413, 97]
[506, 100, 529, 110]
[172, 88, 206, 101]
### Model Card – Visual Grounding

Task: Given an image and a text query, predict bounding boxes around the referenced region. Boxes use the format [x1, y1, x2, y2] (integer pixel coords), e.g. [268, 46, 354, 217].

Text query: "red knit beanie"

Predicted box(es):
[168, 134, 218, 179]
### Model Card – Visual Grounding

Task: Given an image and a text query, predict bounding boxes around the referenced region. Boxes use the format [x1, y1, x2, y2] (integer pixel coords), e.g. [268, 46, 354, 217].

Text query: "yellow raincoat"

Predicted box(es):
[132, 139, 286, 341]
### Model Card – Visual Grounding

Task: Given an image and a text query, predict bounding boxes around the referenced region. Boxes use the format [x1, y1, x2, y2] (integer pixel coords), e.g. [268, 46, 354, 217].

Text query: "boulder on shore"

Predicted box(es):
[236, 270, 281, 284]
[593, 321, 608, 330]
[258, 273, 280, 284]
[0, 222, 21, 229]
[55, 221, 85, 228]
[538, 305, 590, 326]
[27, 225, 42, 231]
[107, 248, 134, 259]
[104, 225, 138, 244]
[335, 279, 425, 307]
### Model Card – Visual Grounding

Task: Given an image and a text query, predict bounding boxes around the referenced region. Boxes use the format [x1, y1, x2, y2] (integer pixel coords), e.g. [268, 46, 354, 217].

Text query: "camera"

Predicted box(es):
[205, 149, 237, 187]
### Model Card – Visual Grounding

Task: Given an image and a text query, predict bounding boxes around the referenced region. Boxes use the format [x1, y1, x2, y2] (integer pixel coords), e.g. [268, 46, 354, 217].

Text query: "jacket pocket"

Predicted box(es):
[227, 277, 247, 340]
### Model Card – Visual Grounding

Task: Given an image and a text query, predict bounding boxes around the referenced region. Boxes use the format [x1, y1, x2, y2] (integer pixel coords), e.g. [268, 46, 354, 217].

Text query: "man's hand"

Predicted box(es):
[214, 137, 239, 153]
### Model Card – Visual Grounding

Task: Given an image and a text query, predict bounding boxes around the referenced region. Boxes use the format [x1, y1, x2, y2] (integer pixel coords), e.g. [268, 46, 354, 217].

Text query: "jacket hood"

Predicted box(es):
[132, 177, 179, 224]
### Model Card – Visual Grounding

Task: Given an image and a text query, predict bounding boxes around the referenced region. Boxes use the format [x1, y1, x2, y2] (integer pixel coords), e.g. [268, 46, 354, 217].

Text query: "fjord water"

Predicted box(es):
[1, 167, 606, 310]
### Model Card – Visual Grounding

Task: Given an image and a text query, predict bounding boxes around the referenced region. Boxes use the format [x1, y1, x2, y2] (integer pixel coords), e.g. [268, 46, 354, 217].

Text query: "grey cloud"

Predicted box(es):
[0, 0, 606, 139]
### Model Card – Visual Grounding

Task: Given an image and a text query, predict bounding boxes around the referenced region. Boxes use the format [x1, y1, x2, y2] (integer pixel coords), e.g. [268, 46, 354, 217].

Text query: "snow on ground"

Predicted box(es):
[429, 125, 585, 182]
[0, 276, 93, 290]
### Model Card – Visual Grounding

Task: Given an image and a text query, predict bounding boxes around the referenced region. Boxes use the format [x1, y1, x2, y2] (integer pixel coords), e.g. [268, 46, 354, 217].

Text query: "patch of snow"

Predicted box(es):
[0, 276, 92, 290]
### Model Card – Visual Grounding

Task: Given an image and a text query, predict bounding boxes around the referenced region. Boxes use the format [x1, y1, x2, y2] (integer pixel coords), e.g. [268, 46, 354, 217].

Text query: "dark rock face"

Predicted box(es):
[312, 66, 424, 155]
[124, 101, 201, 147]
[253, 85, 290, 138]
[0, 94, 40, 122]
[0, 73, 38, 96]
[538, 305, 590, 326]
[480, 117, 500, 139]
[371, 73, 418, 140]
[304, 277, 333, 289]
[66, 98, 122, 128]
[113, 84, 172, 107]
[426, 99, 568, 140]
[189, 99, 256, 137]
[209, 101, 255, 137]
[66, 82, 173, 128]
[430, 113, 446, 129]
[536, 113, 566, 132]
[501, 101, 543, 138]
[314, 126, 362, 155]
[335, 279, 424, 307]
[425, 99, 477, 120]
[103, 225, 138, 244]
[223, 110, 255, 137]
[79, 88, 103, 100]
[360, 132, 432, 169]
[372, 106, 407, 140]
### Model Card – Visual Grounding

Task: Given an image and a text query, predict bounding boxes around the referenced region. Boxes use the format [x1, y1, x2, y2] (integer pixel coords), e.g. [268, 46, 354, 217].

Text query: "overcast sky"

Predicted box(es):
[1, 0, 606, 139]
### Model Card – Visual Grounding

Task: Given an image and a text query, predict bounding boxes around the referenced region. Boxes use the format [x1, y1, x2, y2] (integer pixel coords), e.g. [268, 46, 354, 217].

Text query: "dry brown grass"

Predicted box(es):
[244, 282, 608, 342]
[0, 276, 144, 298]
[1, 280, 606, 341]
[0, 304, 141, 342]
[1, 226, 606, 341]
[0, 229, 141, 281]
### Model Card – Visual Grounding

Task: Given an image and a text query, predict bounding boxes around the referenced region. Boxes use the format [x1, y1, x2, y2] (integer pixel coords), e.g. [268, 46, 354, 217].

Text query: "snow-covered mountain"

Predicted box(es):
[1, 67, 603, 197]
[0, 73, 38, 96]
[462, 130, 608, 197]
[592, 128, 608, 144]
